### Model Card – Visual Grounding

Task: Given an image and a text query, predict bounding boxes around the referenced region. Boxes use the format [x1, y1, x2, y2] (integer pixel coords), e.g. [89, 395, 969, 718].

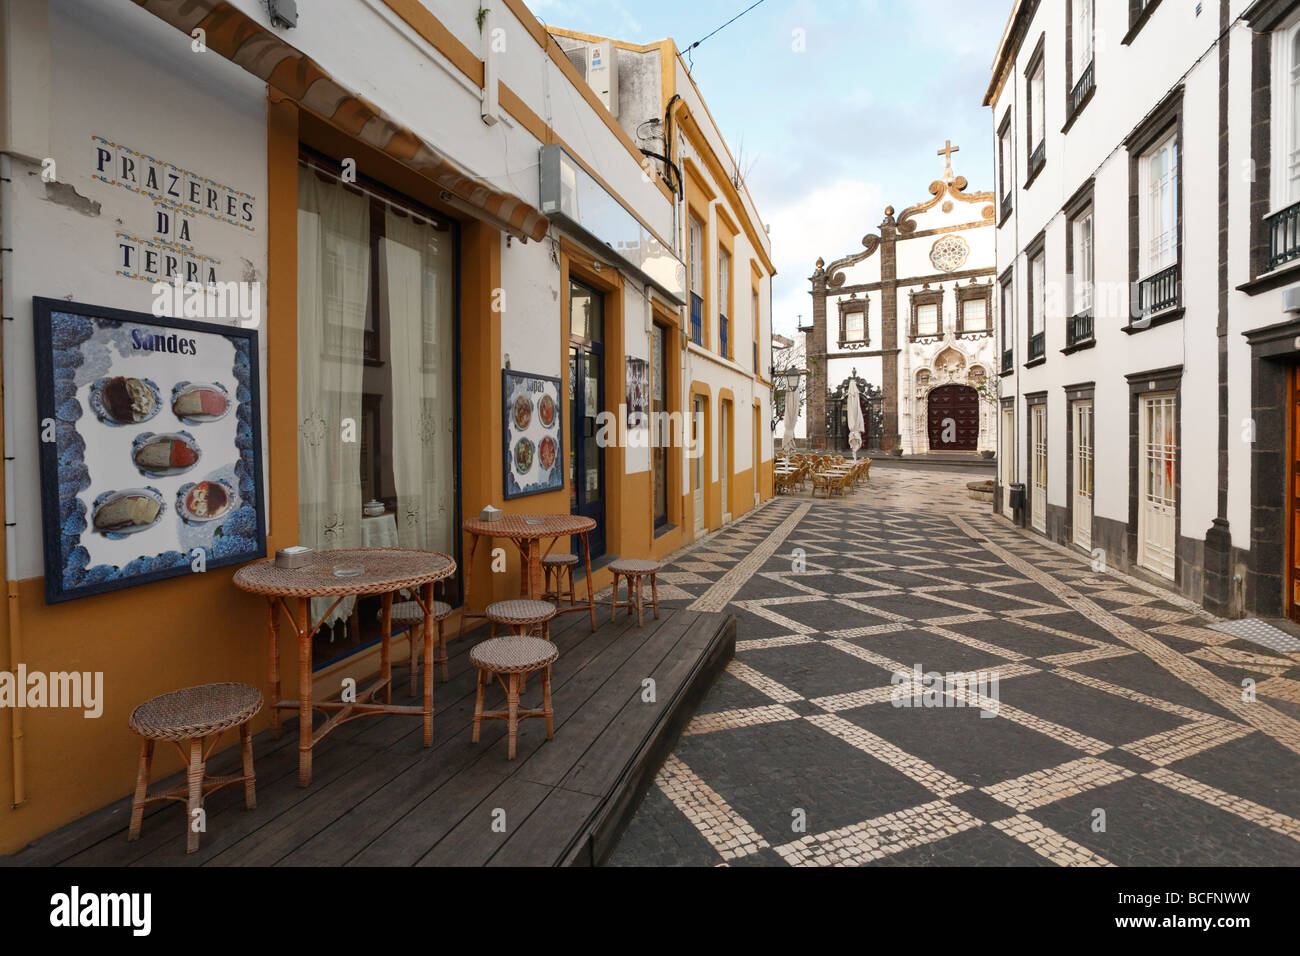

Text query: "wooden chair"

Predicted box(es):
[469, 634, 558, 760]
[128, 682, 262, 854]
[608, 558, 664, 626]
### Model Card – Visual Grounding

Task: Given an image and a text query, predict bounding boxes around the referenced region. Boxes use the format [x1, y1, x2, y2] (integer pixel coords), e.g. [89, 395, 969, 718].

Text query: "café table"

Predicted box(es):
[459, 513, 598, 639]
[233, 548, 456, 787]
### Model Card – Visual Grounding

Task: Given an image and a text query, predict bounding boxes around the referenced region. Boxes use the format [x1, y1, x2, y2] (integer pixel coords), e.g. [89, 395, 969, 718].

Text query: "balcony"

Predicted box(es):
[1137, 263, 1179, 317]
[1268, 201, 1300, 272]
[1000, 193, 1013, 222]
[1069, 60, 1095, 118]
[690, 292, 703, 346]
[1067, 308, 1094, 348]
[719, 314, 729, 359]
[1001, 347, 1014, 374]
[753, 341, 759, 374]
[1027, 140, 1045, 180]
[1027, 330, 1045, 363]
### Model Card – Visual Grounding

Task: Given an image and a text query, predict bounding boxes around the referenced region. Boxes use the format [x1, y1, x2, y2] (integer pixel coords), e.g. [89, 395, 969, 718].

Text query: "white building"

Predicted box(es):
[808, 147, 997, 456]
[986, 0, 1300, 620]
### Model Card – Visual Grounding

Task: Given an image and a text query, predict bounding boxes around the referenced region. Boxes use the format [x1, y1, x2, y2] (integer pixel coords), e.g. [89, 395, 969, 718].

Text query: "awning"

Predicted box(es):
[131, 0, 550, 242]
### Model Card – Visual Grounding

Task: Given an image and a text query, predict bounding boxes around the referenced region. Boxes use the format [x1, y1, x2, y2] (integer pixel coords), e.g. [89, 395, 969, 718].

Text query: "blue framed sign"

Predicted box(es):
[502, 369, 563, 500]
[33, 298, 266, 604]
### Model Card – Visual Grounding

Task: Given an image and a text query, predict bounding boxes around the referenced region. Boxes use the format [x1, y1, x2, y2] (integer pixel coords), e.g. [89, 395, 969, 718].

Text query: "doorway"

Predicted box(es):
[1000, 404, 1015, 519]
[1290, 366, 1300, 620]
[1030, 403, 1047, 534]
[569, 279, 606, 559]
[692, 395, 706, 536]
[1138, 392, 1177, 580]
[721, 400, 731, 523]
[1072, 400, 1093, 550]
[927, 384, 979, 451]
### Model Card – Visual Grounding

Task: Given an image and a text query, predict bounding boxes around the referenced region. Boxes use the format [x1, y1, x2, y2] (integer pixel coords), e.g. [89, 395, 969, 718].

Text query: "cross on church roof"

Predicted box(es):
[938, 140, 959, 181]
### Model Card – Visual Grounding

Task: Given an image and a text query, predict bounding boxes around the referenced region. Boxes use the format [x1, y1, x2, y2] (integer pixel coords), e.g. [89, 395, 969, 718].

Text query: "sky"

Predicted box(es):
[529, 0, 1012, 336]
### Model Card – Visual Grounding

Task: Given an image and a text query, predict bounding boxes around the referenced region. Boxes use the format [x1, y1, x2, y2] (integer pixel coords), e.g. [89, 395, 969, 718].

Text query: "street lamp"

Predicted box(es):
[784, 369, 803, 390]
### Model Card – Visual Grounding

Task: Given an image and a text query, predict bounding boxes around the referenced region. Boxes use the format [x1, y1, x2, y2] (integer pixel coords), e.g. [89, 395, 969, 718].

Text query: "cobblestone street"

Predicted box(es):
[608, 467, 1300, 867]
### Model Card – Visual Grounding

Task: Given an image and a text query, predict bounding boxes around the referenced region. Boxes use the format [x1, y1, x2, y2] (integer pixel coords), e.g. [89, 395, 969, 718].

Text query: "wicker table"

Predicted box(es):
[460, 514, 597, 639]
[233, 548, 456, 787]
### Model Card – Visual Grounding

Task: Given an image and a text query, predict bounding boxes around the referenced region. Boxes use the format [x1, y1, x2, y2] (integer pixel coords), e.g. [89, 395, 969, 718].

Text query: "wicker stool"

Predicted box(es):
[608, 558, 664, 626]
[380, 599, 453, 694]
[127, 682, 262, 854]
[542, 553, 579, 607]
[485, 599, 557, 640]
[470, 636, 558, 759]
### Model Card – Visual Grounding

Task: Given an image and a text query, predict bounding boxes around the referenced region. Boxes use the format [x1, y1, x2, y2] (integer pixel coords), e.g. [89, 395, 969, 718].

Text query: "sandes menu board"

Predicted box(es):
[33, 298, 266, 603]
[502, 369, 563, 500]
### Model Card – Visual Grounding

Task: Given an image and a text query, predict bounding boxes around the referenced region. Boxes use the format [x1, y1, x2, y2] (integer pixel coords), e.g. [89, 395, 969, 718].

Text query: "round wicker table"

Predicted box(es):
[233, 548, 456, 787]
[460, 514, 597, 640]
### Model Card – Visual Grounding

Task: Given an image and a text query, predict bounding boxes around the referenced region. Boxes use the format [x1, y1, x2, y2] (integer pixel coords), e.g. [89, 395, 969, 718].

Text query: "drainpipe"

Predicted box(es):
[0, 152, 26, 808]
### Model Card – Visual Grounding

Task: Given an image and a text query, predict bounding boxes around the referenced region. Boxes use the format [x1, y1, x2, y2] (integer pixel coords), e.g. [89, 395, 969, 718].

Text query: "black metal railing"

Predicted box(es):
[1028, 330, 1045, 362]
[1138, 263, 1180, 315]
[1268, 201, 1300, 271]
[720, 314, 729, 358]
[1028, 140, 1045, 178]
[1070, 60, 1095, 117]
[1001, 347, 1014, 372]
[1000, 192, 1013, 221]
[1067, 308, 1094, 347]
[690, 292, 703, 345]
[754, 341, 759, 374]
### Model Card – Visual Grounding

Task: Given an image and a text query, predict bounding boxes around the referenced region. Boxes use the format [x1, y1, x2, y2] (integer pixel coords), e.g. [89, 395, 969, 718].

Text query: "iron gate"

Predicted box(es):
[827, 370, 883, 454]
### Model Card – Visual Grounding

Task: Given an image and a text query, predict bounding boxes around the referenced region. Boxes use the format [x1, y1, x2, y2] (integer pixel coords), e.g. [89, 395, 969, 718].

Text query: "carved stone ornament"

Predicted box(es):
[930, 234, 970, 273]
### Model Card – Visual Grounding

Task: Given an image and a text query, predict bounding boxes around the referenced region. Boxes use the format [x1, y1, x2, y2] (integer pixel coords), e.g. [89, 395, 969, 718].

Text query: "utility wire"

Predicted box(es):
[684, 0, 768, 71]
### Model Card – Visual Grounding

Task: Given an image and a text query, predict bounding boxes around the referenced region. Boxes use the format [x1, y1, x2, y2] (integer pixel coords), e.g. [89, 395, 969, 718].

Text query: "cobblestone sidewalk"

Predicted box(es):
[607, 468, 1300, 866]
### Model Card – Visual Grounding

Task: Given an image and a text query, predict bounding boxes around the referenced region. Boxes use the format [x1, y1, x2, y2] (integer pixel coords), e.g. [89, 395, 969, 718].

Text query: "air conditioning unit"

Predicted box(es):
[1284, 286, 1300, 313]
[564, 41, 618, 117]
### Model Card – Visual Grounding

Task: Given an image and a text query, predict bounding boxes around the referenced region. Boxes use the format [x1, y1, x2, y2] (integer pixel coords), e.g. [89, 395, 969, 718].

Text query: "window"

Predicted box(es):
[752, 287, 760, 372]
[1073, 210, 1094, 313]
[959, 295, 988, 332]
[1026, 45, 1046, 180]
[839, 295, 868, 346]
[1141, 134, 1179, 277]
[1073, 0, 1094, 78]
[917, 303, 939, 336]
[1069, 0, 1096, 119]
[1267, 22, 1300, 273]
[1028, 251, 1046, 362]
[1068, 206, 1095, 347]
[296, 160, 459, 660]
[718, 247, 731, 357]
[1000, 275, 1015, 372]
[688, 215, 704, 345]
[998, 114, 1014, 220]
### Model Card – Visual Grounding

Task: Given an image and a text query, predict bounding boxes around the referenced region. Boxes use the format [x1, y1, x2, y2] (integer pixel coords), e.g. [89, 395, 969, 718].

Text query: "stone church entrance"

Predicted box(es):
[926, 384, 979, 451]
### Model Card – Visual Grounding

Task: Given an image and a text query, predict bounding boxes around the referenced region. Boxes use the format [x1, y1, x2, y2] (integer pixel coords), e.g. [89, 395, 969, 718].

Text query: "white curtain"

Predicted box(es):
[383, 209, 455, 556]
[298, 172, 369, 630]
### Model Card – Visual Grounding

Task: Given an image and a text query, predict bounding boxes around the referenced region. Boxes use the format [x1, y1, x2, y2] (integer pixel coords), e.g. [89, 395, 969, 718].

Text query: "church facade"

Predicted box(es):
[806, 145, 997, 456]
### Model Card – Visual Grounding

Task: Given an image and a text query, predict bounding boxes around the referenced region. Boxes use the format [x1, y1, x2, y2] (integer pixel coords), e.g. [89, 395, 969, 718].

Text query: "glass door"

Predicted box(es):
[1073, 400, 1093, 550]
[569, 279, 606, 559]
[692, 396, 706, 536]
[1031, 404, 1047, 533]
[1139, 392, 1177, 579]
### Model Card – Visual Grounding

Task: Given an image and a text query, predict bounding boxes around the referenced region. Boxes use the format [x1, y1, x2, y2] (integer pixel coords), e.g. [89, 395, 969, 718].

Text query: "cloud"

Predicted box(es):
[765, 177, 886, 337]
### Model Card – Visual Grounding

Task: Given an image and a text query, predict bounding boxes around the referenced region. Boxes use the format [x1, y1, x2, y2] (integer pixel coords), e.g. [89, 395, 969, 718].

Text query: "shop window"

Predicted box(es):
[297, 160, 458, 664]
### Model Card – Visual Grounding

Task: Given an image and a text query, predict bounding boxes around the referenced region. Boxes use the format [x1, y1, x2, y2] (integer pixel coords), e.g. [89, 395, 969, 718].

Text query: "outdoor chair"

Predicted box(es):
[127, 682, 262, 854]
[469, 636, 558, 760]
[608, 557, 664, 626]
[542, 552, 580, 609]
[380, 598, 453, 693]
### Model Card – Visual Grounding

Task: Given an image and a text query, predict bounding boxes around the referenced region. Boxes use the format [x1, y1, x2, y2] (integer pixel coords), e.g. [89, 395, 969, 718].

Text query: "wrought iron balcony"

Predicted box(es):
[720, 314, 729, 358]
[1028, 140, 1045, 179]
[1001, 347, 1013, 373]
[690, 292, 703, 346]
[1137, 263, 1180, 316]
[753, 341, 759, 374]
[1000, 193, 1013, 221]
[1028, 330, 1045, 362]
[1070, 60, 1095, 117]
[1067, 308, 1094, 347]
[1268, 201, 1300, 271]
